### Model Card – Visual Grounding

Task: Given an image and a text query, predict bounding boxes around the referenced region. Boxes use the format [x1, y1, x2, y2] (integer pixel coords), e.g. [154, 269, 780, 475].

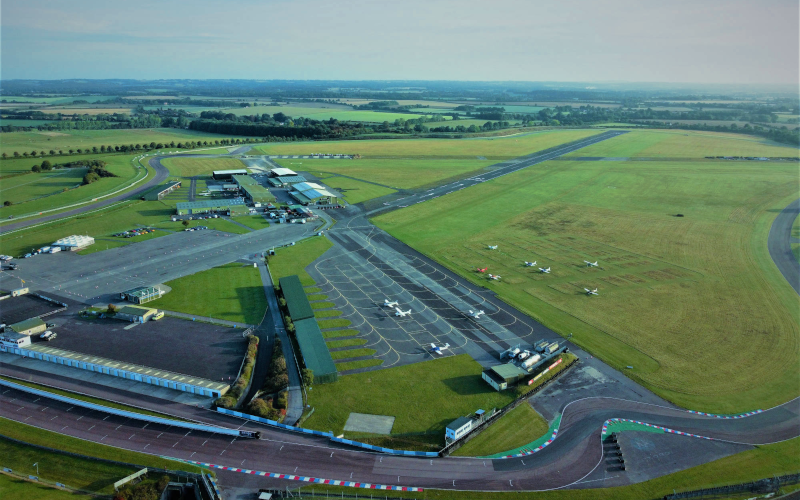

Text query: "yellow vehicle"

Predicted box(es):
[152, 311, 165, 321]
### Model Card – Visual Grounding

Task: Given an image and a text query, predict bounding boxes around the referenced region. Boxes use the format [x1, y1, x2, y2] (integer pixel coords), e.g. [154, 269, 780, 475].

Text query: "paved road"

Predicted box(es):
[768, 198, 800, 295]
[0, 381, 797, 492]
[0, 156, 168, 234]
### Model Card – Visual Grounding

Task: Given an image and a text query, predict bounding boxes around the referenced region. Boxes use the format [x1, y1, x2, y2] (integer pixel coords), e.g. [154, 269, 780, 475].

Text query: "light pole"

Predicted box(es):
[33, 462, 39, 476]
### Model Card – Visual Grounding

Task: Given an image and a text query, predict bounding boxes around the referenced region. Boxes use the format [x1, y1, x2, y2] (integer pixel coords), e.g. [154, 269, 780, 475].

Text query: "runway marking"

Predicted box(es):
[88, 425, 95, 431]
[220, 450, 226, 456]
[103, 415, 110, 421]
[279, 445, 284, 451]
[66, 406, 74, 412]
[24, 416, 32, 421]
[50, 415, 58, 421]
[142, 423, 149, 429]
[129, 434, 136, 440]
[190, 451, 196, 457]
[61, 426, 68, 431]
[33, 398, 40, 403]
[16, 406, 24, 412]
[172, 442, 180, 448]
[241, 459, 246, 466]
[202, 439, 208, 446]
[144, 444, 149, 450]
[100, 435, 108, 441]
[115, 424, 123, 430]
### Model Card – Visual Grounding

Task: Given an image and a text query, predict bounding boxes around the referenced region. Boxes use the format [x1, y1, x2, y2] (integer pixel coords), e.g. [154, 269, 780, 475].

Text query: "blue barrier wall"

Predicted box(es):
[329, 437, 439, 457]
[216, 408, 333, 437]
[0, 378, 241, 437]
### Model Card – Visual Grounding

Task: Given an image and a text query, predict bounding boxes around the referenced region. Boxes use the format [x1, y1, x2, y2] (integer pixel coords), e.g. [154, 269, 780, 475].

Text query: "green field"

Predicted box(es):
[268, 236, 333, 286]
[376, 131, 800, 413]
[314, 176, 396, 204]
[0, 475, 96, 500]
[160, 156, 247, 177]
[563, 129, 800, 158]
[452, 403, 548, 457]
[217, 105, 436, 123]
[231, 214, 271, 230]
[0, 153, 143, 219]
[251, 129, 603, 159]
[0, 128, 251, 156]
[147, 262, 267, 325]
[305, 354, 533, 446]
[281, 158, 496, 191]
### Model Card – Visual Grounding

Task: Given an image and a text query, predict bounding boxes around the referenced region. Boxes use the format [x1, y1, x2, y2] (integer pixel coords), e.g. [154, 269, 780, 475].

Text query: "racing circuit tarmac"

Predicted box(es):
[2, 130, 799, 493]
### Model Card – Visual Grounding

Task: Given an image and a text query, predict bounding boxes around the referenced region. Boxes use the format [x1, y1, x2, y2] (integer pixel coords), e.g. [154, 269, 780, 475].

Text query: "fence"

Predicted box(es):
[664, 473, 800, 499]
[217, 407, 333, 437]
[440, 356, 579, 457]
[329, 438, 438, 457]
[0, 378, 242, 438]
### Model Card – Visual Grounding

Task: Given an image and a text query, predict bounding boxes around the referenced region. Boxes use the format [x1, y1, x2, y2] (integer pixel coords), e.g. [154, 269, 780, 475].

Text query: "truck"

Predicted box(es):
[49, 247, 61, 253]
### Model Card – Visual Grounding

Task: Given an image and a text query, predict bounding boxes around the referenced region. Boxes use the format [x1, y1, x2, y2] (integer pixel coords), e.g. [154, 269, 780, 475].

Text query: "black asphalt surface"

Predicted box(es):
[768, 197, 800, 295]
[0, 380, 797, 492]
[3, 130, 799, 493]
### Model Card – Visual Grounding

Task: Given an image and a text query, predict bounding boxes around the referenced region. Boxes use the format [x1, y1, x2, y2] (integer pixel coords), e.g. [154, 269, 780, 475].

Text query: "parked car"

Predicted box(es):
[39, 331, 57, 341]
[46, 323, 55, 328]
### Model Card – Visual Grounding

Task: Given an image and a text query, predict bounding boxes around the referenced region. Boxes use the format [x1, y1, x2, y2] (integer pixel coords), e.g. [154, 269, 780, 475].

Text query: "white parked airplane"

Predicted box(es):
[488, 245, 498, 250]
[383, 299, 399, 308]
[539, 267, 551, 274]
[431, 343, 451, 355]
[395, 307, 412, 317]
[488, 274, 501, 280]
[585, 260, 599, 267]
[468, 310, 485, 319]
[524, 261, 537, 267]
[584, 288, 599, 296]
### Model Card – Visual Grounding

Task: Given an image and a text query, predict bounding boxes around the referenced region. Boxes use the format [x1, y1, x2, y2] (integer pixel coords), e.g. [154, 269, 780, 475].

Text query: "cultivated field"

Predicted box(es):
[252, 129, 603, 159]
[0, 128, 251, 156]
[375, 131, 800, 412]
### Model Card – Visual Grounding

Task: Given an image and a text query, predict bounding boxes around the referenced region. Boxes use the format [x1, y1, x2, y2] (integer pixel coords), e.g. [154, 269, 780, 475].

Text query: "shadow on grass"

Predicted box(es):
[441, 375, 493, 396]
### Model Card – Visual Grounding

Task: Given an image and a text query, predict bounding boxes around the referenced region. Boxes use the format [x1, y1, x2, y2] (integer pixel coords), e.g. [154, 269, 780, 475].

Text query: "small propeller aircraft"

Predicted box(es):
[468, 310, 485, 319]
[430, 343, 451, 355]
[524, 261, 537, 267]
[476, 267, 488, 273]
[488, 245, 498, 250]
[383, 299, 399, 308]
[584, 260, 599, 267]
[584, 288, 599, 296]
[539, 267, 551, 274]
[488, 274, 501, 280]
[394, 307, 412, 317]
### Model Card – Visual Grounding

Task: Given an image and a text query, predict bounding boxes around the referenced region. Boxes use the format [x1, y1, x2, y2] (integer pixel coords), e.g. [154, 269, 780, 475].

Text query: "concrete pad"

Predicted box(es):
[343, 412, 395, 435]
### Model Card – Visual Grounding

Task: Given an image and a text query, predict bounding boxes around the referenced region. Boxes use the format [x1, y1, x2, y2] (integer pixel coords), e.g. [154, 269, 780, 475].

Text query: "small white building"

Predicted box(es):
[52, 235, 95, 251]
[445, 416, 474, 441]
[0, 332, 31, 348]
[269, 167, 297, 177]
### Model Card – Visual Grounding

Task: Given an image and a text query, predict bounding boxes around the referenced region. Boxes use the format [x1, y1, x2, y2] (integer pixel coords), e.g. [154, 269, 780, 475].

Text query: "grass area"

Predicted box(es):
[0, 200, 174, 257]
[296, 437, 800, 499]
[317, 318, 351, 329]
[314, 309, 342, 318]
[278, 158, 497, 191]
[268, 235, 333, 286]
[310, 301, 336, 309]
[160, 157, 247, 177]
[375, 130, 800, 413]
[147, 262, 267, 325]
[0, 375, 188, 422]
[331, 348, 375, 360]
[452, 403, 549, 457]
[307, 354, 536, 443]
[0, 474, 97, 500]
[318, 176, 396, 204]
[158, 218, 251, 234]
[326, 338, 367, 348]
[231, 214, 271, 230]
[0, 417, 200, 477]
[307, 294, 330, 301]
[218, 105, 434, 123]
[0, 153, 143, 219]
[322, 329, 360, 339]
[252, 129, 603, 160]
[333, 359, 384, 371]
[562, 129, 800, 158]
[0, 128, 252, 156]
[0, 437, 136, 494]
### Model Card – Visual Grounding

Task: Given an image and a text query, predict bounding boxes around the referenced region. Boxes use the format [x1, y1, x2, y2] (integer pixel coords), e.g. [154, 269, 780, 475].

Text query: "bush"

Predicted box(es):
[31, 164, 41, 173]
[214, 396, 237, 409]
[302, 368, 314, 386]
[248, 397, 281, 420]
[107, 303, 117, 313]
[274, 391, 288, 410]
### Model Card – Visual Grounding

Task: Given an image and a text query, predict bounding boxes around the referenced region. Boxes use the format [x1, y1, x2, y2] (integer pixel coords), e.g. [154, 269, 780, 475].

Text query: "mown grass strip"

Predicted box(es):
[326, 338, 367, 349]
[334, 359, 384, 372]
[331, 348, 376, 360]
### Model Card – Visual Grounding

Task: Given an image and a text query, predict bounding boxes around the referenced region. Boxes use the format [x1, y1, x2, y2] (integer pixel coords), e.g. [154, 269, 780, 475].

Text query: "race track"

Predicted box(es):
[768, 197, 800, 295]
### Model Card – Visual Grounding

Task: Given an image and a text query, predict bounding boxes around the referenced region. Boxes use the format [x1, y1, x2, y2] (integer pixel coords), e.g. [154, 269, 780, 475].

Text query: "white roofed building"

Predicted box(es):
[269, 167, 297, 177]
[52, 235, 95, 251]
[289, 182, 340, 206]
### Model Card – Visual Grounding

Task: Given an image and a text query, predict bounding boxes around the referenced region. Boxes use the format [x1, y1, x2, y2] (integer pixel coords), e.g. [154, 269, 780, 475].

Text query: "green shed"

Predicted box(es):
[279, 275, 314, 321]
[294, 318, 338, 384]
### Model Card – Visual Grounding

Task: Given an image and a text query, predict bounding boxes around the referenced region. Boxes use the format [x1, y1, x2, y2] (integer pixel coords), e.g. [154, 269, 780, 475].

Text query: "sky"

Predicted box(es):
[1, 0, 798, 84]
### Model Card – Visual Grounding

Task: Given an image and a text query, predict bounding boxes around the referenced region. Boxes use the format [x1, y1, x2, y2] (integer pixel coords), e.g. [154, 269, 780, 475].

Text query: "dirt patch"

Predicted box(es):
[35, 131, 70, 137]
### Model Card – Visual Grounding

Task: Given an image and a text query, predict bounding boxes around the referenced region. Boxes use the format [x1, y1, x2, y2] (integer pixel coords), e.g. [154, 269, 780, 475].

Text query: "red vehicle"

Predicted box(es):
[476, 267, 488, 273]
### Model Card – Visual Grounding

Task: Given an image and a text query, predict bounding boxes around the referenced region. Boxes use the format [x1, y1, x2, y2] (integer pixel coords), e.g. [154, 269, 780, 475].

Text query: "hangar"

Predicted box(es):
[176, 199, 249, 216]
[269, 167, 297, 177]
[143, 181, 181, 201]
[289, 182, 340, 206]
[294, 318, 338, 384]
[212, 169, 248, 180]
[267, 175, 307, 187]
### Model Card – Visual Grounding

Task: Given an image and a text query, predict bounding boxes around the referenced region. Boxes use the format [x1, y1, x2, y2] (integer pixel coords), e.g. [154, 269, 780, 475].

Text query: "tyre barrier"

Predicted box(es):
[216, 408, 333, 437]
[330, 437, 439, 457]
[0, 378, 242, 437]
[181, 459, 424, 492]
